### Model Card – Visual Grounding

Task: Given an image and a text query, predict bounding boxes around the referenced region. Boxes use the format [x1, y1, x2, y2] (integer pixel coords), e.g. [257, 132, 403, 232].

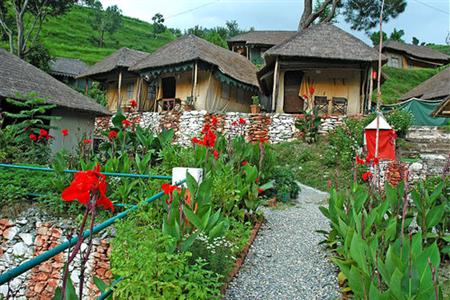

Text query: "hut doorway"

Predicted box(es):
[162, 77, 176, 98]
[283, 71, 304, 113]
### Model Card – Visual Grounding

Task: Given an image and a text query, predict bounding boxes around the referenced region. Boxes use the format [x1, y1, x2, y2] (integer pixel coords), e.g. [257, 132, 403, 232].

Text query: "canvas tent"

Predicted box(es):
[364, 115, 396, 161]
[381, 98, 448, 126]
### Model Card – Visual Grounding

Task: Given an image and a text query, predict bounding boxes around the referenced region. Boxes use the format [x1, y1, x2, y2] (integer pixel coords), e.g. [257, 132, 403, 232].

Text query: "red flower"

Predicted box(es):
[122, 119, 131, 128]
[83, 139, 92, 145]
[29, 133, 37, 141]
[241, 161, 248, 166]
[231, 121, 238, 126]
[61, 165, 113, 211]
[213, 149, 219, 160]
[203, 129, 216, 148]
[61, 129, 69, 137]
[356, 156, 365, 165]
[129, 99, 138, 108]
[372, 71, 378, 80]
[255, 177, 259, 183]
[365, 155, 373, 164]
[162, 183, 177, 195]
[211, 116, 218, 126]
[309, 86, 315, 95]
[202, 123, 211, 134]
[372, 157, 380, 166]
[46, 134, 54, 140]
[192, 137, 200, 144]
[239, 118, 246, 125]
[38, 129, 48, 140]
[258, 188, 264, 194]
[362, 171, 372, 182]
[108, 130, 118, 140]
[259, 137, 267, 144]
[302, 93, 309, 99]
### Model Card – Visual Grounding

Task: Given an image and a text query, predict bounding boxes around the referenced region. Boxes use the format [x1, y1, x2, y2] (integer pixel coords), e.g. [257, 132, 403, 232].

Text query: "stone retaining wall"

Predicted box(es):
[0, 208, 113, 300]
[95, 110, 345, 144]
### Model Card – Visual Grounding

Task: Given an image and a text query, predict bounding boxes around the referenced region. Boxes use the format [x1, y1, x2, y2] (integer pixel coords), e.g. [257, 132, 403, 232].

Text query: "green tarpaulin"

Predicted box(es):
[381, 98, 449, 126]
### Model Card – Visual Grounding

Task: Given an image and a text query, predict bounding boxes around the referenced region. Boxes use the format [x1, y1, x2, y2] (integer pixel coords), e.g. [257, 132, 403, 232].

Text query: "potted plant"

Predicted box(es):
[250, 95, 261, 113]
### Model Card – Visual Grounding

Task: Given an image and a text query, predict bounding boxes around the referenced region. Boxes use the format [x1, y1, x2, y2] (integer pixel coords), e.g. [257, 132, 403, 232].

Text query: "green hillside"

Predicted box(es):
[26, 5, 175, 64]
[375, 66, 441, 104]
[427, 44, 450, 56]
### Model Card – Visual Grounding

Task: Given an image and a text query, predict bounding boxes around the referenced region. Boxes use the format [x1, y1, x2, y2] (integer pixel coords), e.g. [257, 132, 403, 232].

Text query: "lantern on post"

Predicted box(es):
[364, 114, 396, 161]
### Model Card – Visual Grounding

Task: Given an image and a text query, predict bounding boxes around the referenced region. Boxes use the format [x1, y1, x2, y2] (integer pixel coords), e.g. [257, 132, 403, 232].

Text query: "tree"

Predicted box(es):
[26, 43, 51, 71]
[298, 0, 407, 32]
[369, 31, 388, 47]
[225, 20, 241, 38]
[0, 0, 75, 58]
[389, 28, 404, 42]
[151, 13, 166, 37]
[412, 37, 420, 45]
[90, 2, 122, 48]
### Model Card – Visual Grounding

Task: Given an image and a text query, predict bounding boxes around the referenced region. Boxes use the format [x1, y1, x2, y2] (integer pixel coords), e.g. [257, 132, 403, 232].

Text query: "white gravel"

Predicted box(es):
[224, 184, 340, 300]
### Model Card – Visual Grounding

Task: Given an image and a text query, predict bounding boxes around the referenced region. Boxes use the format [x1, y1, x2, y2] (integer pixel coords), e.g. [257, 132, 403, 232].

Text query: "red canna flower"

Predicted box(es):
[61, 129, 69, 137]
[372, 157, 379, 166]
[356, 156, 365, 165]
[61, 165, 113, 211]
[202, 123, 211, 134]
[38, 129, 48, 140]
[255, 177, 259, 183]
[211, 116, 218, 126]
[241, 161, 248, 166]
[192, 136, 200, 144]
[29, 133, 37, 141]
[213, 149, 219, 160]
[365, 155, 373, 164]
[122, 119, 131, 128]
[129, 99, 138, 108]
[302, 93, 309, 99]
[258, 188, 264, 194]
[309, 86, 315, 95]
[108, 130, 118, 140]
[362, 171, 372, 182]
[162, 183, 177, 195]
[203, 129, 216, 148]
[239, 118, 246, 125]
[259, 137, 267, 144]
[231, 121, 238, 126]
[83, 139, 92, 145]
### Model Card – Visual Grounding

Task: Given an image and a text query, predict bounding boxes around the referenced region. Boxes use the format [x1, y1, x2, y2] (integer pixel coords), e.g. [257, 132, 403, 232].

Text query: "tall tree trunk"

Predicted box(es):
[298, 0, 337, 30]
[298, 0, 313, 30]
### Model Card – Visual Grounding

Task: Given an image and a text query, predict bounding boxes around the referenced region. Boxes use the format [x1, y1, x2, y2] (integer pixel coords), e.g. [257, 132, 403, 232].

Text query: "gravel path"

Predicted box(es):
[224, 184, 340, 300]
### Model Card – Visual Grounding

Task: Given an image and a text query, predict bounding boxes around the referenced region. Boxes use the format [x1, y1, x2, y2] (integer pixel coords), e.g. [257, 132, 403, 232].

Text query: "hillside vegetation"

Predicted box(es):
[37, 6, 175, 64]
[376, 66, 442, 104]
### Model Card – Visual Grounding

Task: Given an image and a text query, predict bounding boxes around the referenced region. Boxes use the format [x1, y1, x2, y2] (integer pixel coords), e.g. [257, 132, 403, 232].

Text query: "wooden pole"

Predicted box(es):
[136, 77, 143, 111]
[84, 79, 89, 96]
[375, 0, 385, 159]
[192, 61, 198, 105]
[117, 70, 123, 112]
[272, 57, 280, 112]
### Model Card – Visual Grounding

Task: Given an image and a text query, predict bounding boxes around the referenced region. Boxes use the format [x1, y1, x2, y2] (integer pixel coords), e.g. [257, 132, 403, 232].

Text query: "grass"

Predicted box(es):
[427, 44, 450, 56]
[2, 6, 176, 64]
[375, 66, 441, 104]
[271, 139, 352, 192]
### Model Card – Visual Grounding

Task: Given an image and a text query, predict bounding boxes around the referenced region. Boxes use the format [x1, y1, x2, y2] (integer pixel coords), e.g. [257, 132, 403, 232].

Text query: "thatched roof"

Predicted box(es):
[130, 34, 259, 88]
[399, 67, 450, 101]
[227, 31, 296, 46]
[49, 58, 88, 78]
[0, 49, 109, 115]
[382, 41, 450, 62]
[78, 47, 149, 79]
[264, 23, 382, 62]
[432, 96, 450, 117]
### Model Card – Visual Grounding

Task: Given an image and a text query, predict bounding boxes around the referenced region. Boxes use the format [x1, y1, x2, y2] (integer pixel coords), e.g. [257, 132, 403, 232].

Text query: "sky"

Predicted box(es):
[99, 0, 450, 46]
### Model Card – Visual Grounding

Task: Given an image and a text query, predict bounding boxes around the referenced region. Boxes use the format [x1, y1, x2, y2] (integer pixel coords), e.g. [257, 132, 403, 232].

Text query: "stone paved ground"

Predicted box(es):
[225, 184, 340, 300]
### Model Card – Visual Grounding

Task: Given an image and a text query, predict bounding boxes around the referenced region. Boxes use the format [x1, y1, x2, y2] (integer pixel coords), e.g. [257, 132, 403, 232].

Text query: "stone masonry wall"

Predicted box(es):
[0, 208, 113, 300]
[95, 110, 345, 144]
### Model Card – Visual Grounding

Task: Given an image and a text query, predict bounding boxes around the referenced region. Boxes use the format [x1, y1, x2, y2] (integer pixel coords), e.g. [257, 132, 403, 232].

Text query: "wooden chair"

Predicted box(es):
[332, 97, 348, 115]
[314, 96, 328, 114]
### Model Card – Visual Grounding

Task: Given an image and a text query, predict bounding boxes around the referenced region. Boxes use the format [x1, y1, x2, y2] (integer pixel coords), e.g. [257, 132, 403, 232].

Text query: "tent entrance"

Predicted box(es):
[162, 77, 176, 98]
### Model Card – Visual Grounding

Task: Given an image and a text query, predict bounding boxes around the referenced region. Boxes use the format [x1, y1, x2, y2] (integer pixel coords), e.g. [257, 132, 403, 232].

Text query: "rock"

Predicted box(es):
[409, 162, 423, 172]
[16, 219, 28, 225]
[12, 242, 29, 257]
[19, 233, 33, 246]
[4, 226, 19, 240]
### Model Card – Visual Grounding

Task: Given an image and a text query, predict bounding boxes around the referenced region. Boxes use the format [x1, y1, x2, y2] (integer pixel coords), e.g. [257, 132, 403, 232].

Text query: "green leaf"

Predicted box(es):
[181, 231, 199, 252]
[183, 205, 202, 229]
[350, 232, 367, 273]
[426, 204, 445, 228]
[319, 206, 329, 218]
[208, 221, 225, 239]
[389, 268, 403, 300]
[93, 276, 108, 293]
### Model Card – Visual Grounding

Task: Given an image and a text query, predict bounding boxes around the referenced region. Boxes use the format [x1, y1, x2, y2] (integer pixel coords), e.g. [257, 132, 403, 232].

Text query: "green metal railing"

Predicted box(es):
[0, 163, 171, 180]
[0, 164, 185, 299]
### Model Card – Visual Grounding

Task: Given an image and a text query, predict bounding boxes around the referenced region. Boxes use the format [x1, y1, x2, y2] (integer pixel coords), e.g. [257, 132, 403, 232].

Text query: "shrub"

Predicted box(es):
[386, 109, 412, 136]
[271, 166, 300, 201]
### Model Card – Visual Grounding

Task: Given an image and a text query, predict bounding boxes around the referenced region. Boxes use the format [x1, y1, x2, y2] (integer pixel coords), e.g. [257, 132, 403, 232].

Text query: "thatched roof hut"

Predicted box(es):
[0, 48, 109, 115]
[382, 41, 449, 67]
[130, 34, 259, 89]
[49, 58, 88, 78]
[78, 47, 149, 80]
[227, 31, 296, 47]
[399, 67, 450, 101]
